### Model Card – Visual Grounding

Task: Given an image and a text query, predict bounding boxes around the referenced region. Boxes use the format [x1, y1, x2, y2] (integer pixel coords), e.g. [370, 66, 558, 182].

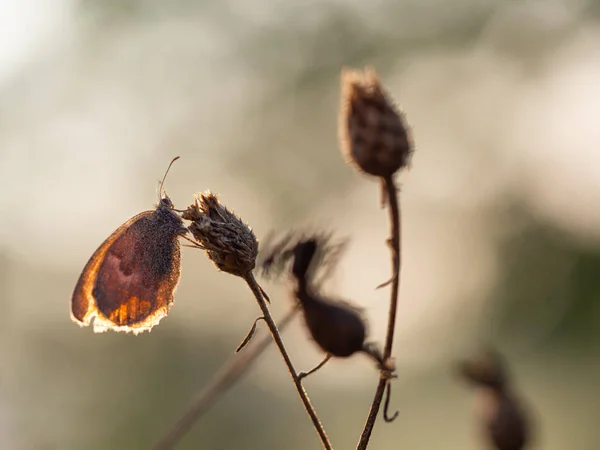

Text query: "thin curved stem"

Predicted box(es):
[244, 272, 333, 450]
[299, 354, 332, 381]
[383, 381, 399, 423]
[356, 175, 401, 449]
[151, 306, 300, 450]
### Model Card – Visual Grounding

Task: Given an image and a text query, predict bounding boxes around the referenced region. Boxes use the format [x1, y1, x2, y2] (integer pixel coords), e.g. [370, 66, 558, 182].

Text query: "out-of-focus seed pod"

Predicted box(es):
[459, 348, 508, 390]
[291, 238, 384, 365]
[298, 289, 368, 359]
[339, 67, 412, 178]
[458, 348, 532, 450]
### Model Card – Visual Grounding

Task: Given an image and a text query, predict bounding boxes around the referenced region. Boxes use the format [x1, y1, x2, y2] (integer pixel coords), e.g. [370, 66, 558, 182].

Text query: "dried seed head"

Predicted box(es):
[458, 347, 508, 391]
[483, 395, 530, 450]
[339, 67, 412, 178]
[289, 237, 385, 365]
[182, 191, 258, 277]
[457, 349, 531, 450]
[257, 231, 384, 364]
[299, 290, 368, 358]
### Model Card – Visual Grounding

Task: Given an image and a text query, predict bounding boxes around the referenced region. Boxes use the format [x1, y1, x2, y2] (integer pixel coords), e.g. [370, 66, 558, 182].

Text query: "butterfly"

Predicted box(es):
[71, 157, 188, 334]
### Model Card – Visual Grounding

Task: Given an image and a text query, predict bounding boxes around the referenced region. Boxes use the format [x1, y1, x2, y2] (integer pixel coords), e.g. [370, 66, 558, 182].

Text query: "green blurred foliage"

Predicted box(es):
[492, 205, 600, 349]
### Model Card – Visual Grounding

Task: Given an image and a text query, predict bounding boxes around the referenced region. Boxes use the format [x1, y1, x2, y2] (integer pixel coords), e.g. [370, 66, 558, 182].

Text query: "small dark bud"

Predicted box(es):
[298, 289, 367, 358]
[457, 348, 531, 450]
[458, 347, 508, 391]
[339, 67, 412, 178]
[257, 231, 384, 365]
[291, 238, 384, 365]
[182, 191, 258, 277]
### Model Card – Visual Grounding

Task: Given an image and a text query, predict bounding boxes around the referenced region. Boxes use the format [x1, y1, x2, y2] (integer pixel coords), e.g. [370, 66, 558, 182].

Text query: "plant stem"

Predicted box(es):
[151, 306, 300, 450]
[356, 175, 402, 450]
[244, 272, 333, 450]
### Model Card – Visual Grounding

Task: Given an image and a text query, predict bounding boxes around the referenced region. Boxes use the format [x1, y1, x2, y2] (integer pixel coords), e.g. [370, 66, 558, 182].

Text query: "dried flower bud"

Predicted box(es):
[458, 347, 508, 391]
[291, 238, 384, 365]
[299, 290, 368, 358]
[182, 191, 258, 277]
[457, 348, 531, 450]
[339, 67, 412, 178]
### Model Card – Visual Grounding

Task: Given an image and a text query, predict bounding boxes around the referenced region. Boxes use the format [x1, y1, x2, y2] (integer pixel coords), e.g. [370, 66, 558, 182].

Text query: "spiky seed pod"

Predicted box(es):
[339, 66, 412, 178]
[182, 191, 258, 277]
[458, 349, 531, 450]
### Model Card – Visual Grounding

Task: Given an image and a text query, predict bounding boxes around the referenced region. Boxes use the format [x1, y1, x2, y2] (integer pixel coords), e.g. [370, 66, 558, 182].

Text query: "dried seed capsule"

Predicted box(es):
[459, 348, 508, 390]
[298, 289, 367, 358]
[182, 191, 258, 277]
[291, 238, 384, 365]
[339, 67, 412, 178]
[458, 349, 531, 450]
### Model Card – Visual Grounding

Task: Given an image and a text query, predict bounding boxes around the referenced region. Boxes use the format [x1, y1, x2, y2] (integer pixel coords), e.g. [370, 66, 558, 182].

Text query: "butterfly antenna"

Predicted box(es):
[158, 156, 180, 200]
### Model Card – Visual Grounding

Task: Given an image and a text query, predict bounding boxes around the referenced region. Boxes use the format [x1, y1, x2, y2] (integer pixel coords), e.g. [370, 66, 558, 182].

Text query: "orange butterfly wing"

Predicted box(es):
[71, 206, 185, 334]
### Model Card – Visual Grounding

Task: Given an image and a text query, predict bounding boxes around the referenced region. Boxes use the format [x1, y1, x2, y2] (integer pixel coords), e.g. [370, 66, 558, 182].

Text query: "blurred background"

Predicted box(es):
[1, 0, 600, 449]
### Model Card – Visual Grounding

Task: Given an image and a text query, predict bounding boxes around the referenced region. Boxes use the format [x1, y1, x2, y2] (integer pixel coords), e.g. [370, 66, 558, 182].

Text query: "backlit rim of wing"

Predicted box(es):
[70, 210, 178, 335]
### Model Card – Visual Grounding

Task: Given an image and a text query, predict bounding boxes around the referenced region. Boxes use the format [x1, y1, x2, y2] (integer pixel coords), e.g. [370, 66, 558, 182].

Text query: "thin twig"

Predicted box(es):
[299, 354, 332, 381]
[236, 316, 266, 353]
[383, 382, 399, 423]
[244, 272, 333, 450]
[152, 306, 300, 450]
[356, 175, 401, 449]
